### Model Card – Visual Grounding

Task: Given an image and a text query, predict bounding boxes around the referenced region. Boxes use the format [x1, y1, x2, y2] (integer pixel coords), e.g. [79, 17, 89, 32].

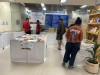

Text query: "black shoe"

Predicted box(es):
[67, 66, 74, 70]
[62, 62, 66, 67]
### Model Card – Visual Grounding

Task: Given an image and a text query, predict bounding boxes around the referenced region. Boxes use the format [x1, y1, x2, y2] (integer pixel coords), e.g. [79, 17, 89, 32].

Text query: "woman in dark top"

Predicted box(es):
[36, 20, 41, 35]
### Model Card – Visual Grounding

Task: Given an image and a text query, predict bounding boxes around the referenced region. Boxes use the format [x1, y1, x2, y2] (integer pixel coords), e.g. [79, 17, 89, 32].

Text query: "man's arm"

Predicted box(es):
[57, 24, 61, 34]
[65, 28, 70, 39]
[64, 25, 66, 34]
[28, 21, 31, 28]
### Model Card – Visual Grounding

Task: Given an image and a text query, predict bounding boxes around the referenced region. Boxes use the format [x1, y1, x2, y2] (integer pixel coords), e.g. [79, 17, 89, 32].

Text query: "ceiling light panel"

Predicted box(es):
[60, 0, 67, 3]
[80, 5, 88, 9]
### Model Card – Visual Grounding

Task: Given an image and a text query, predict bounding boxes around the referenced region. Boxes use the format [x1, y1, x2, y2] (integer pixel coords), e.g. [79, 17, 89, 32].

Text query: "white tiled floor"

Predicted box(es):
[0, 45, 99, 75]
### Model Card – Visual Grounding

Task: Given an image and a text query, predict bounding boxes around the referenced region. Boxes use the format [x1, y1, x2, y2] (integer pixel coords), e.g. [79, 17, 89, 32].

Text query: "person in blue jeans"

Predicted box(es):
[62, 17, 83, 69]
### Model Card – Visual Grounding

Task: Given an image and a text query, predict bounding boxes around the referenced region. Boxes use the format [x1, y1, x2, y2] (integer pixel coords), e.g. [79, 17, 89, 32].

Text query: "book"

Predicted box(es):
[90, 18, 94, 23]
[93, 27, 97, 33]
[88, 27, 99, 34]
[93, 17, 98, 23]
[97, 17, 100, 23]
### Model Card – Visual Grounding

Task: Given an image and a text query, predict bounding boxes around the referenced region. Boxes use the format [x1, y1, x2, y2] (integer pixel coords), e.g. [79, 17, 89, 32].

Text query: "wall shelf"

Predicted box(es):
[90, 13, 100, 16]
[87, 31, 98, 36]
[87, 6, 100, 63]
[88, 23, 100, 25]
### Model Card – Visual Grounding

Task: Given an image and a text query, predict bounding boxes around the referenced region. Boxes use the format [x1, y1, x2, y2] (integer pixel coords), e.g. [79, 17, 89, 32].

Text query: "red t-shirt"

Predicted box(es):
[36, 23, 41, 34]
[23, 21, 31, 32]
[66, 26, 83, 43]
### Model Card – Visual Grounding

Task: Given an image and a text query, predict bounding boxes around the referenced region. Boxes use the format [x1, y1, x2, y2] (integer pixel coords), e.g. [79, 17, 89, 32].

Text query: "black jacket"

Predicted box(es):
[57, 23, 66, 35]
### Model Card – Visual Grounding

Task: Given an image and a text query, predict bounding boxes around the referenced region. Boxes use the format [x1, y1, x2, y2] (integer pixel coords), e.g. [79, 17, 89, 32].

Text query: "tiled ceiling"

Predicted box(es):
[25, 3, 81, 12]
[0, 0, 96, 6]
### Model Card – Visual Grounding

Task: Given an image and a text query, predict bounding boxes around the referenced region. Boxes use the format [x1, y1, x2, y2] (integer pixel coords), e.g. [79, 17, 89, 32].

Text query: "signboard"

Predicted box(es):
[28, 12, 45, 30]
[21, 41, 33, 50]
[45, 14, 69, 28]
[50, 11, 65, 15]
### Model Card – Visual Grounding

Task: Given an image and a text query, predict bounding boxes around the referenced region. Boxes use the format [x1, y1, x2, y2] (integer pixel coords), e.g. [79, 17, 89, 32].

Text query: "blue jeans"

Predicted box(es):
[63, 42, 80, 66]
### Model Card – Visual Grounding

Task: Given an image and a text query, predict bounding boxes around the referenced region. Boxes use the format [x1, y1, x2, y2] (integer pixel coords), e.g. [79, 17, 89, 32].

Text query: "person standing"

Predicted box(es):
[62, 17, 83, 69]
[23, 18, 31, 34]
[36, 20, 41, 35]
[56, 19, 66, 50]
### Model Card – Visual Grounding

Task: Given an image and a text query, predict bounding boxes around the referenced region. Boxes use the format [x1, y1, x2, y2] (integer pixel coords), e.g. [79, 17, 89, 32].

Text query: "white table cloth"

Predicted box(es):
[10, 40, 47, 63]
[13, 31, 25, 38]
[0, 32, 25, 50]
[0, 33, 3, 50]
[75, 41, 94, 66]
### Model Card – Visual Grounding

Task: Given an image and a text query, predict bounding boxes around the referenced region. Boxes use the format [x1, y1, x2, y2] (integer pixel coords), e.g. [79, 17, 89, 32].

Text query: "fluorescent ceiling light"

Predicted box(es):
[41, 3, 45, 7]
[21, 3, 25, 6]
[26, 8, 31, 12]
[80, 5, 88, 9]
[9, 0, 15, 1]
[41, 3, 46, 11]
[60, 0, 67, 3]
[43, 7, 46, 11]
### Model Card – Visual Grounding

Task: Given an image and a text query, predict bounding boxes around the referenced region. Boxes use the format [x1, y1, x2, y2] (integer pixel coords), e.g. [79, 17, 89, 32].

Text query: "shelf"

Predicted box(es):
[88, 23, 100, 26]
[87, 31, 98, 36]
[90, 13, 100, 16]
[87, 40, 95, 44]
[88, 23, 100, 25]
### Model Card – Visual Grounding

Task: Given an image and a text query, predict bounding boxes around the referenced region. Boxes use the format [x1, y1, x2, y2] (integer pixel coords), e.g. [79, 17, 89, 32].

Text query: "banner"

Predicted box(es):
[21, 41, 33, 50]
[45, 14, 69, 28]
[28, 12, 45, 30]
[45, 14, 53, 28]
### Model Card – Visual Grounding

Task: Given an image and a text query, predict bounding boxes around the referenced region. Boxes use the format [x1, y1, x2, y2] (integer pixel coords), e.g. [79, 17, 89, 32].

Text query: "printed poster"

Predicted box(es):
[28, 12, 45, 30]
[21, 41, 33, 50]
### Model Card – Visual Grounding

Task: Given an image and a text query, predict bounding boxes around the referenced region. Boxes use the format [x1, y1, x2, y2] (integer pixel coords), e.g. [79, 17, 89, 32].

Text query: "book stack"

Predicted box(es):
[91, 8, 100, 14]
[88, 35, 97, 42]
[89, 17, 100, 23]
[88, 27, 99, 34]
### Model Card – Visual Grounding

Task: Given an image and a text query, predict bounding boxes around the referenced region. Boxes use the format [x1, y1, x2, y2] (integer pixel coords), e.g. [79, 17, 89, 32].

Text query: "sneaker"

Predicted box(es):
[62, 62, 66, 67]
[67, 66, 74, 70]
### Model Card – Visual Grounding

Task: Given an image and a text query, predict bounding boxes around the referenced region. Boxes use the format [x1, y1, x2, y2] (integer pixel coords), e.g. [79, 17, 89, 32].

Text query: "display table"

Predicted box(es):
[0, 31, 25, 50]
[10, 35, 47, 63]
[13, 31, 25, 38]
[0, 33, 3, 50]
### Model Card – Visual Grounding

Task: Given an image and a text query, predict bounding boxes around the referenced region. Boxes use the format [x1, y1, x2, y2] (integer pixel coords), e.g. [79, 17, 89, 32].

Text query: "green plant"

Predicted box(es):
[86, 42, 100, 64]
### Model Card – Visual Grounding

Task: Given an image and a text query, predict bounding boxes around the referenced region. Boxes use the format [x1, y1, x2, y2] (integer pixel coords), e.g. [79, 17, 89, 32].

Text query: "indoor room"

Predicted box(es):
[0, 0, 100, 75]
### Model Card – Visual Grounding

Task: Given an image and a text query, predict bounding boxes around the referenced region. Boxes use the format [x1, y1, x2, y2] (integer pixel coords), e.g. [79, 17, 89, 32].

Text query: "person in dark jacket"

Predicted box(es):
[56, 19, 66, 50]
[36, 20, 41, 35]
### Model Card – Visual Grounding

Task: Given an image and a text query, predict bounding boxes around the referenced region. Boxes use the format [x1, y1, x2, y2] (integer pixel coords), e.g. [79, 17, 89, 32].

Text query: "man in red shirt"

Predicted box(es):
[23, 18, 31, 34]
[62, 17, 83, 69]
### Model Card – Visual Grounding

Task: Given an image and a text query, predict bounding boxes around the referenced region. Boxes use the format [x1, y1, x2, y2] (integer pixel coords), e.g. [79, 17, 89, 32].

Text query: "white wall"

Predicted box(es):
[0, 2, 11, 32]
[0, 2, 27, 32]
[10, 3, 28, 31]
